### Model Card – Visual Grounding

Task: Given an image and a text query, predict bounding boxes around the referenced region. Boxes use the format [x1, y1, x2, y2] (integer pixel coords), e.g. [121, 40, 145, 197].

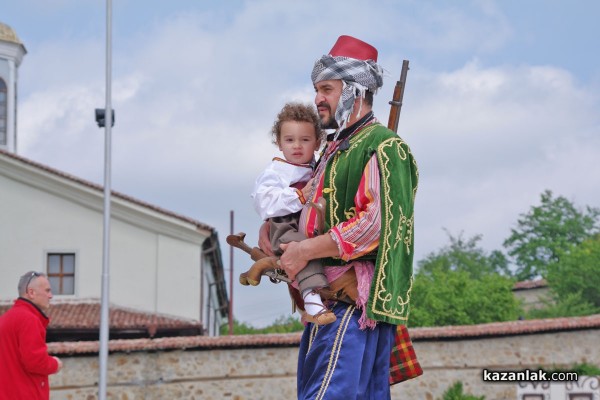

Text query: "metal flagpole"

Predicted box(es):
[98, 0, 113, 398]
[229, 210, 234, 335]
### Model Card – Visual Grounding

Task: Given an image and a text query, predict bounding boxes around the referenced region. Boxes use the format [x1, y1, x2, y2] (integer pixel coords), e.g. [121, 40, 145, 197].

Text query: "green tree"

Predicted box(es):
[547, 234, 600, 309]
[526, 234, 600, 319]
[525, 292, 598, 320]
[417, 230, 511, 279]
[440, 381, 485, 400]
[410, 232, 521, 327]
[410, 268, 521, 327]
[220, 315, 304, 335]
[503, 190, 600, 281]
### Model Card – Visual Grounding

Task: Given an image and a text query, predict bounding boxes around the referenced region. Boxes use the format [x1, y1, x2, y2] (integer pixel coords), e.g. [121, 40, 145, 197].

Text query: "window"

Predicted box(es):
[47, 253, 76, 295]
[0, 78, 7, 146]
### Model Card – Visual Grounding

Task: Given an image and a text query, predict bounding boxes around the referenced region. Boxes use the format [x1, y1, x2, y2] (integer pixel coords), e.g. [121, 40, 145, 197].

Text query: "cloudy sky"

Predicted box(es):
[4, 0, 600, 327]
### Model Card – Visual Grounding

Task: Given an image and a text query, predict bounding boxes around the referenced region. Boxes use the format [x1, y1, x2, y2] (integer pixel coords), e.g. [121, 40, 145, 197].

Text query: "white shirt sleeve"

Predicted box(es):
[250, 159, 312, 220]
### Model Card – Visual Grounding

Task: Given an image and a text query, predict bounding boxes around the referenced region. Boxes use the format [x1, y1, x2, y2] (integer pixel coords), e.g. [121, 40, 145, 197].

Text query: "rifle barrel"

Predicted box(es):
[387, 60, 410, 134]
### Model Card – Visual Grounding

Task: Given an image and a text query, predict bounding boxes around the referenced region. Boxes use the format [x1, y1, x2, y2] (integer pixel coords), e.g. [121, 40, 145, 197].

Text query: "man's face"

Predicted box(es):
[26, 276, 53, 312]
[314, 79, 343, 129]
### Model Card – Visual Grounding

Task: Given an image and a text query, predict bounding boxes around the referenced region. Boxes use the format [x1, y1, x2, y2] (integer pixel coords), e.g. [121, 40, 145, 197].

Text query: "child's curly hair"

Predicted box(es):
[271, 102, 324, 145]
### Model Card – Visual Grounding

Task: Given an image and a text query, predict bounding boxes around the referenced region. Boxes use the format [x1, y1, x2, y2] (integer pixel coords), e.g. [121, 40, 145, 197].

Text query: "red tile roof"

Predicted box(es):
[0, 299, 201, 332]
[48, 333, 302, 355]
[45, 313, 600, 356]
[513, 279, 548, 290]
[411, 313, 600, 340]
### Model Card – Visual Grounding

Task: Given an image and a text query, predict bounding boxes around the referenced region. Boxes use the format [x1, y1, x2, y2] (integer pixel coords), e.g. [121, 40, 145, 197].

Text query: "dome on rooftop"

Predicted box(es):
[0, 22, 23, 45]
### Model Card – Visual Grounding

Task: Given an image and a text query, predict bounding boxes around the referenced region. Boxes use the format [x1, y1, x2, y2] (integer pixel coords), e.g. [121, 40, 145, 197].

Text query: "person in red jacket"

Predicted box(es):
[0, 271, 63, 400]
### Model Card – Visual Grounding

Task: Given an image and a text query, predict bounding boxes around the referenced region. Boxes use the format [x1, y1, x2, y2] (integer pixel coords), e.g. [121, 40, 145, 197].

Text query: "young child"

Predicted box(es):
[249, 102, 335, 325]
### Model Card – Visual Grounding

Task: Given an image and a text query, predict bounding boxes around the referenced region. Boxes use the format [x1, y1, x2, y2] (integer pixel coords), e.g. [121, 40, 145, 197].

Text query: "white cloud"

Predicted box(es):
[404, 60, 600, 259]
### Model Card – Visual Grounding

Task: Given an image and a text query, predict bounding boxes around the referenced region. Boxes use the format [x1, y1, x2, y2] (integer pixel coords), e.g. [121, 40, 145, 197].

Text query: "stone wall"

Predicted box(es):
[48, 317, 600, 400]
[392, 329, 599, 400]
[50, 347, 299, 400]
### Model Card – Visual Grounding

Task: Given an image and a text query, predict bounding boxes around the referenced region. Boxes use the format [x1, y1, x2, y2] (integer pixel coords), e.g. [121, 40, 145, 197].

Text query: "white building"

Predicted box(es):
[0, 22, 26, 153]
[0, 22, 228, 336]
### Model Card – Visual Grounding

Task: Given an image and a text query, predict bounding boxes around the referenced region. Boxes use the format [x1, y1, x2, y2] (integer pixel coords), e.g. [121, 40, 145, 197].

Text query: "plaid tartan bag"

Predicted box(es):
[389, 324, 423, 385]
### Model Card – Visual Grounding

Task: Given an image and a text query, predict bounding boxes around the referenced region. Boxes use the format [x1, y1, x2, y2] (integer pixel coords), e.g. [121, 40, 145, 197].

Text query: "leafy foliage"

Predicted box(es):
[503, 190, 600, 280]
[525, 291, 599, 320]
[525, 235, 600, 319]
[410, 232, 521, 327]
[220, 314, 304, 335]
[546, 235, 600, 309]
[543, 362, 600, 376]
[417, 230, 510, 279]
[410, 268, 521, 327]
[570, 363, 600, 376]
[440, 381, 485, 400]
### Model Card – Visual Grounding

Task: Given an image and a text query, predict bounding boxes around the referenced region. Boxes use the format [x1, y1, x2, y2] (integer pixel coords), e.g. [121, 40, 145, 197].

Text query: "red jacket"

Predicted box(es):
[0, 298, 59, 400]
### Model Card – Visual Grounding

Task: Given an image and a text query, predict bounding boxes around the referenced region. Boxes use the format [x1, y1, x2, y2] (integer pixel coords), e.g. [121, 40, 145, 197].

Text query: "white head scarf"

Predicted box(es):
[311, 54, 384, 131]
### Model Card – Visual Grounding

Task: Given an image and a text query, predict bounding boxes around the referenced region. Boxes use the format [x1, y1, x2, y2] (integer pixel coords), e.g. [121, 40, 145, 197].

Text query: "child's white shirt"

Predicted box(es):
[251, 157, 312, 220]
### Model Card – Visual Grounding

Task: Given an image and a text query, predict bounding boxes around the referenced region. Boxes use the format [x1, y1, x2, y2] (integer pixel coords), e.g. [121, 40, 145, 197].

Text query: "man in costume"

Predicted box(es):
[271, 35, 420, 399]
[0, 271, 63, 400]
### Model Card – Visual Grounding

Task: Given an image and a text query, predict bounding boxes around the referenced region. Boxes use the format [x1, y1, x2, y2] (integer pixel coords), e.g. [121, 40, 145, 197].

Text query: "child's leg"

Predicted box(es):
[296, 260, 336, 325]
[296, 259, 329, 316]
[296, 260, 328, 292]
[272, 220, 335, 325]
[269, 215, 300, 257]
[239, 216, 305, 286]
[269, 215, 336, 325]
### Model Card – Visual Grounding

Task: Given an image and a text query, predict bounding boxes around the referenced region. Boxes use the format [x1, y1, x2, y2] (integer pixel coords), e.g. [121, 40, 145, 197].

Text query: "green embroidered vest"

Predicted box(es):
[320, 123, 418, 324]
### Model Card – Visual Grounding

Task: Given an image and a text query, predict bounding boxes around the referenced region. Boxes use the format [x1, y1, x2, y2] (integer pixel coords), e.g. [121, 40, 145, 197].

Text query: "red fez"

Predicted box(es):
[328, 35, 378, 62]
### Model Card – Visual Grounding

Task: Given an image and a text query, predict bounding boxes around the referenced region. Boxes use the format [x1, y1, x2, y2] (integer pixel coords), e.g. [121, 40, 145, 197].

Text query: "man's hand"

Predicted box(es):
[258, 221, 275, 256]
[53, 356, 63, 373]
[279, 241, 309, 281]
[279, 234, 340, 280]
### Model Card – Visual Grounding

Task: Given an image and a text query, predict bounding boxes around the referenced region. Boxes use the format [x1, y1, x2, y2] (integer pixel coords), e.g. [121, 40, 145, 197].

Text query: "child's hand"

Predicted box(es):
[258, 221, 275, 256]
[301, 179, 314, 202]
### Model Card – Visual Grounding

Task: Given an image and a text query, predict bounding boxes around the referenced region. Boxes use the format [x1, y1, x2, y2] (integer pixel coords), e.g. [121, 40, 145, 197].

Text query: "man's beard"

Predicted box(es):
[318, 102, 339, 130]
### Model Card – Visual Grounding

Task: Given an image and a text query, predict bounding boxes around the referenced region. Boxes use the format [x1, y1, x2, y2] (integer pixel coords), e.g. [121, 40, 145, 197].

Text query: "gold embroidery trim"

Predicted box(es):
[325, 125, 417, 323]
[326, 125, 379, 229]
[370, 137, 415, 322]
[316, 305, 355, 400]
[307, 324, 319, 353]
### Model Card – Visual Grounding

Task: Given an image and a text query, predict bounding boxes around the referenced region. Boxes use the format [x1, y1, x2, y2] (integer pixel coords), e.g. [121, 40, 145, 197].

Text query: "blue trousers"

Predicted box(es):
[297, 302, 395, 400]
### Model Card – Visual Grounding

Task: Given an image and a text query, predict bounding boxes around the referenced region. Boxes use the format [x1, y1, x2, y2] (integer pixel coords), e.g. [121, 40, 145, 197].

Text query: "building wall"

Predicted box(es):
[0, 171, 103, 296]
[48, 328, 599, 400]
[0, 36, 24, 153]
[0, 57, 8, 76]
[0, 157, 210, 323]
[514, 287, 551, 311]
